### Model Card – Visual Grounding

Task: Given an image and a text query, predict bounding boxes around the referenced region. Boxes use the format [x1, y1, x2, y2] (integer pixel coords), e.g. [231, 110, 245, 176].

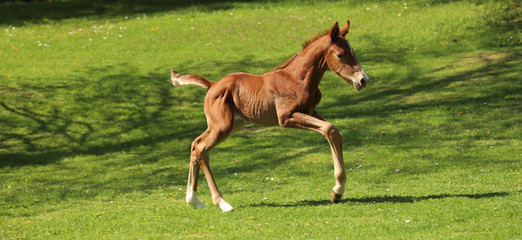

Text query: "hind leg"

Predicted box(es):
[187, 128, 235, 211]
[187, 88, 238, 212]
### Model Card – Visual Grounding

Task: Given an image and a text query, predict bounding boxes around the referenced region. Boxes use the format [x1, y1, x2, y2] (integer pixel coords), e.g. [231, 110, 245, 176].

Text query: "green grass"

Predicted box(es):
[1, 0, 520, 239]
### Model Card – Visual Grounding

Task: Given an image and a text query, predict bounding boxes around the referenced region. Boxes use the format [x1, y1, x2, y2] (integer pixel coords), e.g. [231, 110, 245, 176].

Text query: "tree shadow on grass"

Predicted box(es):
[0, 64, 206, 168]
[248, 191, 511, 208]
[0, 49, 294, 170]
[0, 64, 204, 212]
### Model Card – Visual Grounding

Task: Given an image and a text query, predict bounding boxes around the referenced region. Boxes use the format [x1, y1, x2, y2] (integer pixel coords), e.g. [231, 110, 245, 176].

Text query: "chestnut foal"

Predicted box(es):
[172, 20, 369, 212]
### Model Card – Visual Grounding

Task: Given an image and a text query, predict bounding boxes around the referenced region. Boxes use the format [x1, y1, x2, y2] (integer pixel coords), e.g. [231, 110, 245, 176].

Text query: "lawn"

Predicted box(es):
[1, 0, 520, 239]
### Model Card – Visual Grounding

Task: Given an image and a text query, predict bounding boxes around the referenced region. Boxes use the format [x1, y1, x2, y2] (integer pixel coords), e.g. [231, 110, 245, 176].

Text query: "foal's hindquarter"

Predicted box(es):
[177, 20, 367, 212]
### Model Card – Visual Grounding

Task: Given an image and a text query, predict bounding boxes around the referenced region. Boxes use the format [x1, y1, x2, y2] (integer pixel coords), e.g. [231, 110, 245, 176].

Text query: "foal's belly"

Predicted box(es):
[229, 76, 280, 126]
[233, 98, 279, 127]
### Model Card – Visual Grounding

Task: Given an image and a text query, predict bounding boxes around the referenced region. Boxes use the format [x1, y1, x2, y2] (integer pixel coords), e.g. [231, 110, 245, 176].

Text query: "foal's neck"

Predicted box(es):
[282, 38, 329, 90]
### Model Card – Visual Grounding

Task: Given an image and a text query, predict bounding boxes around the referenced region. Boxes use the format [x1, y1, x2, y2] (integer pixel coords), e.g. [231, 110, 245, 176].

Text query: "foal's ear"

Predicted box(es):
[330, 22, 340, 41]
[339, 20, 350, 37]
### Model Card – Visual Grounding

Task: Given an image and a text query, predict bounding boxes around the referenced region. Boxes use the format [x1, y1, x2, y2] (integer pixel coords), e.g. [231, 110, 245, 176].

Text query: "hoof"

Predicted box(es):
[331, 191, 342, 203]
[219, 201, 234, 212]
[186, 191, 206, 209]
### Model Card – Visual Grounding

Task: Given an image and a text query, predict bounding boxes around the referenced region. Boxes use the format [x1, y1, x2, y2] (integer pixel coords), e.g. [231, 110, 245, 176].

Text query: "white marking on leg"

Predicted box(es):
[218, 201, 234, 212]
[332, 181, 345, 195]
[332, 167, 346, 196]
[186, 185, 206, 209]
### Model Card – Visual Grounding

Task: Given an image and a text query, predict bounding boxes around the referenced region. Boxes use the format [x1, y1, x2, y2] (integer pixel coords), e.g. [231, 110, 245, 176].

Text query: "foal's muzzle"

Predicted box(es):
[357, 66, 370, 90]
[352, 71, 369, 91]
[360, 78, 367, 87]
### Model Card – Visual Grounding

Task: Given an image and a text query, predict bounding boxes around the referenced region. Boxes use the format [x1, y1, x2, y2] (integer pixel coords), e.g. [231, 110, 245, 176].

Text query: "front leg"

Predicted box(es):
[312, 110, 325, 121]
[280, 111, 346, 203]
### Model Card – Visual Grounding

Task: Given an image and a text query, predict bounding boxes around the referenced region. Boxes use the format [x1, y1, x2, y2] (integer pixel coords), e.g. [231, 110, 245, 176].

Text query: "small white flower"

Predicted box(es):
[405, 219, 411, 223]
[398, 13, 402, 16]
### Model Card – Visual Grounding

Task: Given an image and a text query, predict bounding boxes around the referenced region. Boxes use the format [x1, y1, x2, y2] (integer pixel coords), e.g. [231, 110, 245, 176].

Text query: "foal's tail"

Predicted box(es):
[170, 70, 213, 89]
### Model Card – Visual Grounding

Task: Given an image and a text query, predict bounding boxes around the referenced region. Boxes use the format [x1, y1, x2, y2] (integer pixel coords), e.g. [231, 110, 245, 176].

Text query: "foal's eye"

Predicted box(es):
[336, 54, 344, 59]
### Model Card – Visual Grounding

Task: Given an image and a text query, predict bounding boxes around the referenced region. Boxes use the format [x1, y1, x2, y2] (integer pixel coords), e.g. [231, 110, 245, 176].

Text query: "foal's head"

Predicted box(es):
[325, 20, 369, 91]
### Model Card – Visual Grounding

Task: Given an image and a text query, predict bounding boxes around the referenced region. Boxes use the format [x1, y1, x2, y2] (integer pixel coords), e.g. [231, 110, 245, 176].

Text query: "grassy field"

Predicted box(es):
[1, 0, 520, 239]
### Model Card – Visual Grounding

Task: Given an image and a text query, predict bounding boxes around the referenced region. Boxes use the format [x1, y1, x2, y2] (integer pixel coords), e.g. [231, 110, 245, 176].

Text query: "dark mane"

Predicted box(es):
[274, 29, 330, 70]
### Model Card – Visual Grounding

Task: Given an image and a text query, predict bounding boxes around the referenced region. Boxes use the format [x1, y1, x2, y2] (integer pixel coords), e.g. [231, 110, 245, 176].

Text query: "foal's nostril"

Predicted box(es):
[360, 78, 366, 86]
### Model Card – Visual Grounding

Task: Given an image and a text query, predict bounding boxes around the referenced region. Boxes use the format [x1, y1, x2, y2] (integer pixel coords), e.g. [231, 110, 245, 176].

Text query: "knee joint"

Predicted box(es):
[324, 124, 341, 139]
[191, 139, 209, 159]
